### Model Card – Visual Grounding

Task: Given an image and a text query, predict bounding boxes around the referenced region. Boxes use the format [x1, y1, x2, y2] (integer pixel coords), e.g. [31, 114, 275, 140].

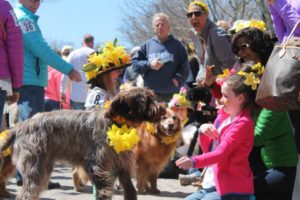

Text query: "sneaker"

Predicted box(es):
[48, 181, 61, 190]
[178, 174, 199, 186]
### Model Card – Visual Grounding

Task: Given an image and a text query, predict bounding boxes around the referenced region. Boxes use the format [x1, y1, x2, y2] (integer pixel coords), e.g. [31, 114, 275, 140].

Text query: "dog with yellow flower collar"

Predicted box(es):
[0, 87, 164, 200]
[133, 107, 182, 194]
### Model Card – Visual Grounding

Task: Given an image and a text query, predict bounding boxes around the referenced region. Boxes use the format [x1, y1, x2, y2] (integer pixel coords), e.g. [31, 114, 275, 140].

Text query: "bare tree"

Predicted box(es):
[119, 0, 274, 46]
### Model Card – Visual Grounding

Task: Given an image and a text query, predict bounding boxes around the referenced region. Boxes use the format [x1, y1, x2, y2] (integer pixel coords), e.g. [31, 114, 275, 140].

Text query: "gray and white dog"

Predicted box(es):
[0, 87, 164, 200]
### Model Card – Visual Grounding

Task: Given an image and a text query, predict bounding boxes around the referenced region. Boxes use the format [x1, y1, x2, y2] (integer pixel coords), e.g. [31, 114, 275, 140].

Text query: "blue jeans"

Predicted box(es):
[185, 187, 254, 200]
[45, 99, 60, 111]
[0, 89, 7, 126]
[70, 100, 85, 110]
[17, 85, 45, 182]
[185, 187, 220, 200]
[18, 85, 45, 122]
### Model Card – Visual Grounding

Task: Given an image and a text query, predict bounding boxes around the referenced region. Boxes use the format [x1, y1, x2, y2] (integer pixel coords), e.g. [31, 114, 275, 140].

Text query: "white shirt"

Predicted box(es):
[201, 117, 232, 189]
[61, 46, 94, 103]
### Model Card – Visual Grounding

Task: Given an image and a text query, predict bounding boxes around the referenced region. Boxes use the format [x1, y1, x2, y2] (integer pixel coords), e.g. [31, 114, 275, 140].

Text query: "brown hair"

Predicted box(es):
[225, 64, 261, 117]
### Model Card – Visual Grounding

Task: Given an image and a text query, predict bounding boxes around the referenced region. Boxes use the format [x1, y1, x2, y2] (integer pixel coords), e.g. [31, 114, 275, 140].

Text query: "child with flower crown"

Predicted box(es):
[82, 40, 132, 198]
[176, 65, 258, 200]
[83, 40, 131, 110]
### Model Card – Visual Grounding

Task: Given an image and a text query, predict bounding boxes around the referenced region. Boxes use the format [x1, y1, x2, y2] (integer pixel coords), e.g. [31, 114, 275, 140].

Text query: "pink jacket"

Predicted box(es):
[0, 0, 23, 90]
[45, 66, 70, 109]
[192, 108, 254, 196]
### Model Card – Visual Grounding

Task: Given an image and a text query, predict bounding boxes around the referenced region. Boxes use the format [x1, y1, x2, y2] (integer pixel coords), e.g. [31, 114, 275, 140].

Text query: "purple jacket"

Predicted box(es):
[0, 0, 23, 90]
[268, 0, 300, 43]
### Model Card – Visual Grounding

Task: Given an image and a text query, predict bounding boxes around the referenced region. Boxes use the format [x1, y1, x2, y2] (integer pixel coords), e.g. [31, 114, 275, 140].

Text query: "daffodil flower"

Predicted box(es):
[243, 72, 260, 90]
[107, 124, 139, 153]
[218, 68, 230, 79]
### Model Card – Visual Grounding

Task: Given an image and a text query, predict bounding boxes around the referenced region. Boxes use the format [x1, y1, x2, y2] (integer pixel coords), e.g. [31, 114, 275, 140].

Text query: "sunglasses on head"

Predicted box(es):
[186, 11, 202, 18]
[233, 43, 250, 54]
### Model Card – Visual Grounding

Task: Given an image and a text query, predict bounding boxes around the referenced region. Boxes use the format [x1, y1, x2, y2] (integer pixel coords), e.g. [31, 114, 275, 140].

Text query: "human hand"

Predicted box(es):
[60, 93, 66, 102]
[204, 65, 217, 88]
[175, 156, 193, 169]
[68, 69, 82, 82]
[172, 78, 179, 87]
[150, 58, 163, 70]
[6, 92, 19, 105]
[199, 123, 219, 140]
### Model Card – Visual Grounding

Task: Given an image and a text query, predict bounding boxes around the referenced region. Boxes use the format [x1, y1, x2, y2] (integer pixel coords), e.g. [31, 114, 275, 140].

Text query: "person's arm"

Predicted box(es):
[254, 109, 288, 146]
[269, 0, 300, 41]
[132, 44, 151, 74]
[192, 118, 253, 168]
[211, 29, 236, 69]
[5, 2, 23, 91]
[19, 18, 72, 74]
[268, 5, 286, 42]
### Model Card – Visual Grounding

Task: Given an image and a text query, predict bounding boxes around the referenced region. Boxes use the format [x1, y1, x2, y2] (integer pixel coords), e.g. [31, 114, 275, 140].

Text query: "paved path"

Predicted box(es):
[5, 164, 197, 200]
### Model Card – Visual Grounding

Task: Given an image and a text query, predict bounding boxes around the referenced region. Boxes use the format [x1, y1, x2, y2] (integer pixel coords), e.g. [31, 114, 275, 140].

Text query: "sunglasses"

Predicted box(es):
[186, 11, 202, 18]
[232, 43, 250, 54]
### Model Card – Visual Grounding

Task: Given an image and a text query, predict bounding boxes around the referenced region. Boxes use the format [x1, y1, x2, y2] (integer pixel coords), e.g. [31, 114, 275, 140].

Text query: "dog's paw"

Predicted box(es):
[150, 188, 160, 194]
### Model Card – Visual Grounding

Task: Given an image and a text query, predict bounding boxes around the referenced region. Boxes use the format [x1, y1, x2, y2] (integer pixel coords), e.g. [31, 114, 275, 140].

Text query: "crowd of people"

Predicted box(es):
[0, 0, 300, 200]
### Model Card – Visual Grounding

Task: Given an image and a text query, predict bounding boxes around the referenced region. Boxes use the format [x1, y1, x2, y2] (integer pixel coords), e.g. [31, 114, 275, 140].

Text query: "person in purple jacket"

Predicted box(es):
[0, 0, 24, 127]
[267, 1, 300, 200]
[267, 0, 300, 42]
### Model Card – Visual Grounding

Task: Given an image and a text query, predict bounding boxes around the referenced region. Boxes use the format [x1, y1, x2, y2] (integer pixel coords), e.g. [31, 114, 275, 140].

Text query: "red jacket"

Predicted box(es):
[192, 108, 254, 196]
[0, 0, 23, 90]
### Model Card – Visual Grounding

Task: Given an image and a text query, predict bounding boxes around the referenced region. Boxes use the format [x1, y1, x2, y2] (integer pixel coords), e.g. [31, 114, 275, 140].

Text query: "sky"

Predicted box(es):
[8, 0, 132, 49]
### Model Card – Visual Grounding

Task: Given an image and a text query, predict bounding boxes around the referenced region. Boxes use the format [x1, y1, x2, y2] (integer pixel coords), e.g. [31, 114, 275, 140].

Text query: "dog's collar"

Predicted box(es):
[107, 123, 139, 154]
[146, 122, 180, 145]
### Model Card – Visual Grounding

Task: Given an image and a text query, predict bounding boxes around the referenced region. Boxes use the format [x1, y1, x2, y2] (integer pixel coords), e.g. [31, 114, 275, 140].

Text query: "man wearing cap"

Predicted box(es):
[61, 34, 95, 110]
[132, 13, 190, 102]
[14, 0, 81, 189]
[187, 0, 236, 83]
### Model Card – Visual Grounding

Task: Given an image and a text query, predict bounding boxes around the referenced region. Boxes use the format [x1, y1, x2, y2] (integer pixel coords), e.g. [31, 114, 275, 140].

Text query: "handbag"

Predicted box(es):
[256, 20, 300, 111]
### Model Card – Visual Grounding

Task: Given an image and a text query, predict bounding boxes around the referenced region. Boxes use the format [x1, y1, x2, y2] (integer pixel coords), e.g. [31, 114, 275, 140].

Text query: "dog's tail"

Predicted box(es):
[0, 129, 16, 153]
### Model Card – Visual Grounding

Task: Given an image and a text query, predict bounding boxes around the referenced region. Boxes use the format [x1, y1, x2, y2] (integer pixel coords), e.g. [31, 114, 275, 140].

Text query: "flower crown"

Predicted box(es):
[234, 19, 266, 33]
[189, 0, 209, 13]
[237, 62, 264, 90]
[168, 87, 192, 109]
[82, 38, 131, 81]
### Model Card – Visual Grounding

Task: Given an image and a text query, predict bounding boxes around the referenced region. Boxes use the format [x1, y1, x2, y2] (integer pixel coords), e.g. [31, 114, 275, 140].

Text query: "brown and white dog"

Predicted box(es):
[133, 108, 182, 194]
[0, 87, 164, 200]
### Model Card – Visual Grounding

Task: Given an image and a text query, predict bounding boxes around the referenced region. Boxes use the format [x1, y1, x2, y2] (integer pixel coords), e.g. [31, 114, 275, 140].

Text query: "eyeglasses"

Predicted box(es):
[186, 11, 202, 18]
[33, 0, 43, 2]
[232, 43, 250, 54]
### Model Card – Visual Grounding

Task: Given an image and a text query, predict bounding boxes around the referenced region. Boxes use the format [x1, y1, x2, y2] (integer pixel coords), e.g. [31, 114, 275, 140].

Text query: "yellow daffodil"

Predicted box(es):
[235, 19, 266, 33]
[161, 134, 181, 145]
[190, 0, 209, 13]
[0, 130, 12, 157]
[218, 68, 230, 79]
[85, 70, 98, 80]
[146, 122, 156, 134]
[107, 124, 139, 153]
[103, 100, 111, 110]
[251, 62, 265, 76]
[243, 72, 260, 90]
[83, 38, 131, 80]
[88, 52, 102, 67]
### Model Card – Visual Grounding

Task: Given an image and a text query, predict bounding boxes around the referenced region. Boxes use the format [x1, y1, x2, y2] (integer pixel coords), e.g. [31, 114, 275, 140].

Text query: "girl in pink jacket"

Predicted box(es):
[176, 65, 258, 200]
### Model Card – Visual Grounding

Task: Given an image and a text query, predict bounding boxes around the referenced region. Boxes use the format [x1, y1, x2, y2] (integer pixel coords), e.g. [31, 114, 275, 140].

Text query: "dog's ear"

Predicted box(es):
[105, 87, 163, 123]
